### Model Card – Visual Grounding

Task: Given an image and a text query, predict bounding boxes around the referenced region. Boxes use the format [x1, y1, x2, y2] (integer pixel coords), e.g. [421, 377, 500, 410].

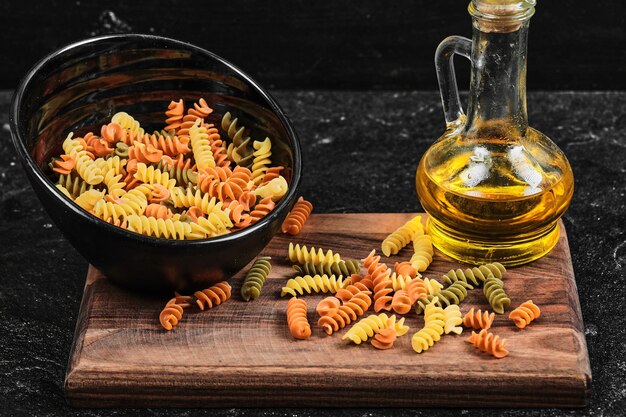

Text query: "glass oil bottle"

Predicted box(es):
[416, 0, 574, 266]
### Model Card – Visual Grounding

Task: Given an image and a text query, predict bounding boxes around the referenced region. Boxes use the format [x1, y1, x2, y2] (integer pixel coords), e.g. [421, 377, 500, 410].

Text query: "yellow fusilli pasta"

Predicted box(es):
[410, 234, 434, 272]
[443, 305, 463, 335]
[381, 215, 423, 257]
[288, 243, 342, 265]
[280, 274, 347, 297]
[411, 299, 445, 353]
[189, 119, 215, 170]
[343, 313, 409, 345]
[251, 137, 272, 184]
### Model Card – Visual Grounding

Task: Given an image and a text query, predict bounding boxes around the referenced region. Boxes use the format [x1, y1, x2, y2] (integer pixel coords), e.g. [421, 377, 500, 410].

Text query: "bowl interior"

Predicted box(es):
[12, 34, 300, 235]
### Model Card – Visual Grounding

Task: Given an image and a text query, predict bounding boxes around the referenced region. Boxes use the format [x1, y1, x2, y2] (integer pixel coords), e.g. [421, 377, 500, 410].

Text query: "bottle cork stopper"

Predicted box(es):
[469, 0, 536, 33]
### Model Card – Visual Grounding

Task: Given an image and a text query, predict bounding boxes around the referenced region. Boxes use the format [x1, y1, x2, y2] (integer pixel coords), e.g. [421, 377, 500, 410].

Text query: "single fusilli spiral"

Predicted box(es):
[198, 165, 252, 202]
[159, 294, 191, 331]
[361, 250, 393, 312]
[280, 274, 347, 297]
[251, 138, 272, 184]
[463, 308, 495, 330]
[466, 329, 509, 358]
[509, 300, 540, 329]
[343, 313, 409, 345]
[411, 299, 446, 353]
[165, 99, 184, 132]
[483, 276, 511, 314]
[318, 291, 372, 335]
[134, 163, 176, 189]
[443, 305, 463, 335]
[126, 214, 191, 240]
[292, 259, 360, 279]
[288, 243, 342, 265]
[241, 256, 272, 301]
[192, 281, 231, 311]
[441, 262, 507, 288]
[281, 196, 313, 235]
[410, 234, 434, 272]
[287, 297, 311, 340]
[189, 119, 216, 170]
[381, 215, 423, 257]
[222, 112, 254, 167]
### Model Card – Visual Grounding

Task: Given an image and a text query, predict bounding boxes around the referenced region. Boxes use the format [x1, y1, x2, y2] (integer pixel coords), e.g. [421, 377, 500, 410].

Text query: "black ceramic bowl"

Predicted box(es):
[10, 34, 301, 293]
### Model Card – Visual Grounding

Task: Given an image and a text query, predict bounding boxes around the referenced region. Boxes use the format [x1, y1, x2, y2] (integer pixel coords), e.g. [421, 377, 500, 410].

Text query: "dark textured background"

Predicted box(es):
[1, 0, 626, 416]
[1, 91, 625, 416]
[0, 0, 625, 90]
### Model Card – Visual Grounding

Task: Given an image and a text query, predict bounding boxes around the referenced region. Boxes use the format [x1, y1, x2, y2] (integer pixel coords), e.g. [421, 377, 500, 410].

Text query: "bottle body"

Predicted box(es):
[416, 122, 574, 266]
[417, 0, 574, 266]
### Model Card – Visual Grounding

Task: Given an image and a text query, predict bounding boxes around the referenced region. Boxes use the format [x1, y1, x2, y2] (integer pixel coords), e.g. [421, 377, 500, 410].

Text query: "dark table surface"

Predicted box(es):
[0, 90, 624, 417]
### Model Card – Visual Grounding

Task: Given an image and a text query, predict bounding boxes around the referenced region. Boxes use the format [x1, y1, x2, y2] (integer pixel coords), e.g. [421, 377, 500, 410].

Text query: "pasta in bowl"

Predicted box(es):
[10, 34, 301, 292]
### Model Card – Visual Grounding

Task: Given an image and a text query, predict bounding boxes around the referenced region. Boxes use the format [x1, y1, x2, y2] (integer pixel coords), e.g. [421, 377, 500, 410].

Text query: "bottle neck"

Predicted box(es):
[465, 21, 529, 137]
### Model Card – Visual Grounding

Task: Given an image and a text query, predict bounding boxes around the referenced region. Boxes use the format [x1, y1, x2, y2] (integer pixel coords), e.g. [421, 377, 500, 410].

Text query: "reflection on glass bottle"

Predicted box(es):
[416, 0, 574, 266]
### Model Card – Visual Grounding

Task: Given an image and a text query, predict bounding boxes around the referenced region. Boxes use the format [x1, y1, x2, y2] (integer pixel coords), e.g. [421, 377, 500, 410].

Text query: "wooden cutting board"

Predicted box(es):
[64, 213, 591, 408]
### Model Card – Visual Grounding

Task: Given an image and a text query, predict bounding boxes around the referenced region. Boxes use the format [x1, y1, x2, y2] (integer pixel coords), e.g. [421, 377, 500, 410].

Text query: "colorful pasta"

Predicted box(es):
[281, 197, 313, 235]
[410, 234, 434, 272]
[371, 327, 397, 350]
[47, 99, 288, 240]
[509, 300, 540, 329]
[441, 262, 506, 288]
[287, 297, 311, 340]
[288, 243, 342, 265]
[463, 308, 495, 330]
[415, 280, 473, 314]
[241, 256, 272, 301]
[292, 259, 361, 279]
[343, 313, 409, 345]
[443, 305, 463, 335]
[280, 274, 347, 297]
[159, 294, 191, 331]
[381, 215, 423, 257]
[411, 299, 445, 353]
[466, 329, 509, 358]
[193, 281, 232, 311]
[362, 250, 393, 312]
[318, 291, 372, 335]
[483, 276, 511, 314]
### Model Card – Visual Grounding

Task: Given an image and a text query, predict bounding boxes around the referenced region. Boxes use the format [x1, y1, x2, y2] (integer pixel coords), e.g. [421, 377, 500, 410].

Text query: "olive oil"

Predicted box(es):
[416, 127, 574, 266]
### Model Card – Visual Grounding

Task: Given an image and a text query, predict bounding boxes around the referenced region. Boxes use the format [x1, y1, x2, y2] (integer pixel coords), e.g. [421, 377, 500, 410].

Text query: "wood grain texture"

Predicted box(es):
[64, 213, 591, 408]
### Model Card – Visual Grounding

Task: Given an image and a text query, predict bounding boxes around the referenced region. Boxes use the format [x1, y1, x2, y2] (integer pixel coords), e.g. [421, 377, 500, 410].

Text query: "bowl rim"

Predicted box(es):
[9, 33, 302, 246]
